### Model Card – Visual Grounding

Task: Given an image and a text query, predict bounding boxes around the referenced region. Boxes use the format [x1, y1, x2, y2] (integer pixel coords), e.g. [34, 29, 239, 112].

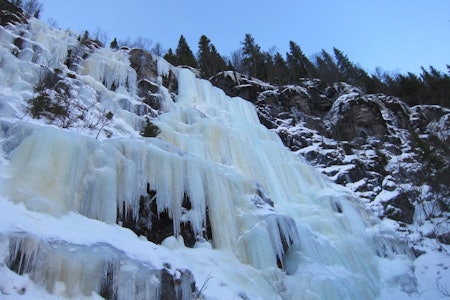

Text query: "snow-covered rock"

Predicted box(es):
[0, 5, 447, 300]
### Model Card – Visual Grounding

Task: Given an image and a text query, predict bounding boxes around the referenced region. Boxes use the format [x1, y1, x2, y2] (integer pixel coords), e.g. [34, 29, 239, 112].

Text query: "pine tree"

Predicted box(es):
[241, 33, 264, 78]
[175, 35, 198, 68]
[316, 49, 340, 84]
[333, 47, 370, 89]
[164, 48, 177, 65]
[262, 51, 274, 83]
[109, 37, 118, 50]
[198, 35, 226, 79]
[286, 41, 315, 82]
[272, 52, 289, 85]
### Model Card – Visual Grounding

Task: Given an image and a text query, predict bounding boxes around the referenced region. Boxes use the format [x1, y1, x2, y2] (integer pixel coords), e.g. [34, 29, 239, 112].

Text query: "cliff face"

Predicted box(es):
[211, 71, 450, 248]
[0, 3, 449, 299]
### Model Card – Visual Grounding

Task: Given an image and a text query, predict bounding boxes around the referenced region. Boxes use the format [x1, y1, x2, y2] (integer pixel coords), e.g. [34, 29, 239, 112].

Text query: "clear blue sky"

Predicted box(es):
[40, 0, 449, 75]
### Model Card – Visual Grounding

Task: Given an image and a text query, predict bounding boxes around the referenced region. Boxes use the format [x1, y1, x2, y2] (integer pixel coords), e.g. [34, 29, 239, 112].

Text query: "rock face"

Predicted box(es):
[0, 0, 27, 26]
[211, 71, 450, 244]
[324, 94, 388, 140]
[119, 187, 213, 248]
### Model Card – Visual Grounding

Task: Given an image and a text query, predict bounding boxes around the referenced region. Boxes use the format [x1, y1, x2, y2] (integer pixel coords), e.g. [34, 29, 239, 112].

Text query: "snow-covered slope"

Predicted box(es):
[0, 16, 438, 300]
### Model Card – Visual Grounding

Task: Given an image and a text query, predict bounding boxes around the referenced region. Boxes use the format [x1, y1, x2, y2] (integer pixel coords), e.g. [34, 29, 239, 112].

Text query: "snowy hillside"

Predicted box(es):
[0, 11, 448, 300]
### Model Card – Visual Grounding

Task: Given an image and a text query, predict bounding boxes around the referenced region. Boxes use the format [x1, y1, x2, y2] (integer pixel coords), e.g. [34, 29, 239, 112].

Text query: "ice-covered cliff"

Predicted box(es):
[0, 15, 420, 300]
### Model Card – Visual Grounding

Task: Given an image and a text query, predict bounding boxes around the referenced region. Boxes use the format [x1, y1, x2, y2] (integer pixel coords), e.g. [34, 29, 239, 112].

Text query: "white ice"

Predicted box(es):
[0, 18, 442, 300]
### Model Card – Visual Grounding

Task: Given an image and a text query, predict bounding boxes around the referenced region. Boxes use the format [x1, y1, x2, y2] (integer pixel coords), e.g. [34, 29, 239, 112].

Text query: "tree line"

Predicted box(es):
[162, 33, 450, 108]
[9, 0, 448, 108]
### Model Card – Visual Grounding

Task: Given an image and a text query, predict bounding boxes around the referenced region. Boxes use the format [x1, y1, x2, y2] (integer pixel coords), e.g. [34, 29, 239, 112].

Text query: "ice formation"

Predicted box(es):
[0, 18, 418, 299]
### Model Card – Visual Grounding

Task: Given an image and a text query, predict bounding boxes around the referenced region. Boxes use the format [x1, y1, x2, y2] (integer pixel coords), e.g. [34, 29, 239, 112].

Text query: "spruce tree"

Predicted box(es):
[164, 48, 177, 65]
[262, 51, 274, 83]
[286, 41, 315, 81]
[241, 33, 264, 78]
[175, 35, 198, 68]
[287, 41, 309, 83]
[198, 35, 226, 79]
[110, 37, 118, 50]
[272, 52, 289, 85]
[333, 47, 370, 89]
[316, 49, 340, 84]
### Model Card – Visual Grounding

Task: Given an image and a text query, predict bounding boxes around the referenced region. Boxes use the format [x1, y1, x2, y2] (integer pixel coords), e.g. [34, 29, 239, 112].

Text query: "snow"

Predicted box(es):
[0, 18, 449, 300]
[82, 48, 137, 95]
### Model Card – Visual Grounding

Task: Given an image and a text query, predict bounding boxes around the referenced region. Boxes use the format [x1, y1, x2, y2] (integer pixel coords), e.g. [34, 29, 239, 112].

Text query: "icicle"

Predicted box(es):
[8, 236, 40, 275]
[6, 235, 164, 299]
[155, 55, 171, 77]
[82, 48, 137, 95]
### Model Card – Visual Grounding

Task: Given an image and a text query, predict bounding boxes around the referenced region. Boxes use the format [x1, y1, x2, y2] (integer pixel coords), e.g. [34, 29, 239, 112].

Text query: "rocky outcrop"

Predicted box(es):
[210, 70, 450, 245]
[119, 187, 212, 248]
[0, 0, 27, 26]
[324, 94, 388, 140]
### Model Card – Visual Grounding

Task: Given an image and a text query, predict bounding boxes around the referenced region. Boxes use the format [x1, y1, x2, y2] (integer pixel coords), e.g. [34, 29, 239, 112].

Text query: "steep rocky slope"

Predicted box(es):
[211, 71, 450, 251]
[0, 3, 448, 299]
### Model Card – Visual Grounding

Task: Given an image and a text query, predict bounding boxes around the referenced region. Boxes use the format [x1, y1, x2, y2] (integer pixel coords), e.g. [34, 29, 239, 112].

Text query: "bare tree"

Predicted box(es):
[22, 0, 43, 18]
[231, 49, 244, 73]
[132, 36, 153, 51]
[151, 42, 165, 56]
[92, 27, 109, 47]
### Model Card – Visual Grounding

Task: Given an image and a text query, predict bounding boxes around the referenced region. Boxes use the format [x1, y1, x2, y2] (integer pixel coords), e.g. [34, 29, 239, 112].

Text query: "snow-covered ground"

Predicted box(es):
[0, 17, 448, 299]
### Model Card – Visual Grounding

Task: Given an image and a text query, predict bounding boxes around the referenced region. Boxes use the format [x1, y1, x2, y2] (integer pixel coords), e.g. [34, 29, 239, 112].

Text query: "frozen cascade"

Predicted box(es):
[82, 48, 137, 95]
[0, 19, 417, 299]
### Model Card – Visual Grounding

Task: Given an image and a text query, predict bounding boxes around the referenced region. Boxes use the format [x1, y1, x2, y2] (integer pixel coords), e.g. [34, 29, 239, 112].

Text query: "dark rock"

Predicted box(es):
[437, 232, 450, 245]
[138, 79, 161, 110]
[381, 96, 411, 129]
[129, 49, 178, 94]
[234, 84, 259, 102]
[326, 95, 388, 141]
[209, 71, 240, 98]
[160, 268, 197, 300]
[0, 0, 27, 26]
[383, 193, 415, 224]
[410, 105, 450, 130]
[210, 71, 275, 103]
[118, 187, 212, 248]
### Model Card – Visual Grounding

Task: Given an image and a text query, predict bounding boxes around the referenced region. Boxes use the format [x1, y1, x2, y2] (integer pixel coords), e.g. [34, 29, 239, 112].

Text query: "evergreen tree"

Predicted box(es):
[241, 33, 264, 78]
[286, 41, 317, 82]
[109, 37, 118, 50]
[175, 35, 198, 68]
[420, 66, 450, 107]
[198, 35, 226, 79]
[260, 51, 277, 83]
[140, 117, 160, 137]
[333, 47, 370, 89]
[226, 60, 234, 71]
[272, 52, 289, 85]
[397, 72, 424, 105]
[164, 48, 177, 65]
[316, 49, 340, 84]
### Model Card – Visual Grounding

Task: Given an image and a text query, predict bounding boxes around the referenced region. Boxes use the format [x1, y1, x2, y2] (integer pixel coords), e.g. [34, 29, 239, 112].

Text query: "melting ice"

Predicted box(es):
[0, 19, 417, 299]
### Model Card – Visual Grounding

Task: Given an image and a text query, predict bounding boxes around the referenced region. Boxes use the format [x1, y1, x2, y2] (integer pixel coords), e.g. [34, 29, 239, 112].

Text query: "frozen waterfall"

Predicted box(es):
[0, 18, 416, 300]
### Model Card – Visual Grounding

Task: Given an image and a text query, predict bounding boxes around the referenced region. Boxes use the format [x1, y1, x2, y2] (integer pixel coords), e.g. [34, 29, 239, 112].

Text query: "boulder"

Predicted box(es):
[383, 193, 415, 224]
[325, 94, 388, 141]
